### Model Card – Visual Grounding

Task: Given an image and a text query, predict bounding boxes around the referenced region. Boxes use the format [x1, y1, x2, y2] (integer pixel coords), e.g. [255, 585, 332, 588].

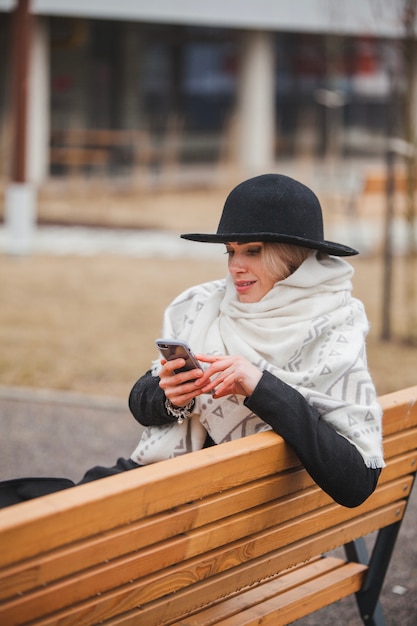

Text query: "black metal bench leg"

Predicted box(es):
[345, 521, 403, 626]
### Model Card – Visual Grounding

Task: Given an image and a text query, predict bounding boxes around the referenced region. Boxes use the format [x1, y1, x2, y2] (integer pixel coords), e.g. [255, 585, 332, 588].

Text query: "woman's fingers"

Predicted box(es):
[196, 355, 262, 398]
[159, 353, 262, 405]
[159, 358, 203, 406]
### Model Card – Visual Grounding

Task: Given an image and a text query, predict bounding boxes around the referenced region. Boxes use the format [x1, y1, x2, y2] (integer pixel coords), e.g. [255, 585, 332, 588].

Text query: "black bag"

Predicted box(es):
[0, 458, 139, 509]
[0, 477, 75, 509]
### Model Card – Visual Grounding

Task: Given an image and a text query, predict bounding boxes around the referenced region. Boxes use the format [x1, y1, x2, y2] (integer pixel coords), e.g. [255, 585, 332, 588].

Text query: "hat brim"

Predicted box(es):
[180, 232, 358, 257]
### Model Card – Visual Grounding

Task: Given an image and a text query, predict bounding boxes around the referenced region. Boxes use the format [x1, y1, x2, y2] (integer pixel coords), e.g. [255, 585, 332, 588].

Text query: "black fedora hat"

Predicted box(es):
[181, 173, 358, 257]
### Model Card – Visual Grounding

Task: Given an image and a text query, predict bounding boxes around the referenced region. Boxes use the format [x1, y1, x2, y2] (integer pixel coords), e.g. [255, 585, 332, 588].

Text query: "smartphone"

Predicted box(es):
[155, 339, 201, 375]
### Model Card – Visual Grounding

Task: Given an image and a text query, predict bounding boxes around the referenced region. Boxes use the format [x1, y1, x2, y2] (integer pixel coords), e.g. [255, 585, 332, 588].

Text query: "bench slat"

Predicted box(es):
[195, 563, 367, 626]
[377, 451, 417, 484]
[163, 559, 368, 626]
[379, 385, 417, 435]
[97, 507, 402, 626]
[383, 427, 417, 459]
[125, 504, 408, 626]
[162, 557, 349, 625]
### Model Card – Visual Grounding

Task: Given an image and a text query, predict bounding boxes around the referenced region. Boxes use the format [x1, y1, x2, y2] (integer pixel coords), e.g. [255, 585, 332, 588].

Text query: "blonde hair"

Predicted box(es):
[262, 242, 311, 282]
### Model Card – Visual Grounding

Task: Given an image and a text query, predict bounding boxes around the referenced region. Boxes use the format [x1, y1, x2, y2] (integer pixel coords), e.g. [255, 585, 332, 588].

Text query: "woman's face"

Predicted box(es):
[225, 242, 283, 303]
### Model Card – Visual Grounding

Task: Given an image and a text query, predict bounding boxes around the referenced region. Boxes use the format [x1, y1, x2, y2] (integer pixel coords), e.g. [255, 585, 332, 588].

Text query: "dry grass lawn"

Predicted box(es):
[1, 250, 415, 399]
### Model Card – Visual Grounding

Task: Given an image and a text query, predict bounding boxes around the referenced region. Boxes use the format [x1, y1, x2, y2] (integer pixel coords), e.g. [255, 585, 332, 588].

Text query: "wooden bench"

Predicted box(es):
[0, 385, 416, 626]
[49, 125, 181, 179]
[50, 129, 140, 175]
[363, 170, 414, 195]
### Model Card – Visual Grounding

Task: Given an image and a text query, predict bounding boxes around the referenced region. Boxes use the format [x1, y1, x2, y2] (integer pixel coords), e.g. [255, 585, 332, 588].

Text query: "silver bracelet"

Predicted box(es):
[165, 398, 195, 424]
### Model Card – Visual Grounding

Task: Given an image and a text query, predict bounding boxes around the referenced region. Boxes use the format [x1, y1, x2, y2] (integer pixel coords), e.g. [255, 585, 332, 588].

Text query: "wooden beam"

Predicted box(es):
[10, 0, 33, 183]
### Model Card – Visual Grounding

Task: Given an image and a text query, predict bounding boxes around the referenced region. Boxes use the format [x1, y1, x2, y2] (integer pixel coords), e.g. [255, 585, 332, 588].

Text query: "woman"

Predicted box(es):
[126, 173, 384, 508]
[0, 173, 384, 508]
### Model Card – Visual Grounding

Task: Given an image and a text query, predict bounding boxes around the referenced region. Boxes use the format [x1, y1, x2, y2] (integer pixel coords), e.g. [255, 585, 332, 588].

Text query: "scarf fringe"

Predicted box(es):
[365, 456, 386, 469]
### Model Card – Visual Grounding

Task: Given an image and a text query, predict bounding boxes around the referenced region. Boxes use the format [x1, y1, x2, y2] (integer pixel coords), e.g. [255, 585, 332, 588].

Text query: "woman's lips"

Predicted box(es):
[235, 280, 256, 294]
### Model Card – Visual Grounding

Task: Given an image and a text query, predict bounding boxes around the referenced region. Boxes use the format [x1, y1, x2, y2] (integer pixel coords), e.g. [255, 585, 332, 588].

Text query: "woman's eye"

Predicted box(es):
[225, 246, 262, 257]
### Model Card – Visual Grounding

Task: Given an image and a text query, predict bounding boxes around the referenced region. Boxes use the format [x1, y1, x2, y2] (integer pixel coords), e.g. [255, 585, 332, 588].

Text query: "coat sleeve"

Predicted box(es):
[244, 370, 380, 508]
[128, 370, 176, 426]
[129, 369, 380, 507]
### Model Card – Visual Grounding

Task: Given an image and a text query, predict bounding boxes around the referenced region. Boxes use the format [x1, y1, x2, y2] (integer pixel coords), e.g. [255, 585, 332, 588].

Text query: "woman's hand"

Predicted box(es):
[158, 358, 204, 407]
[195, 354, 262, 399]
[158, 353, 263, 406]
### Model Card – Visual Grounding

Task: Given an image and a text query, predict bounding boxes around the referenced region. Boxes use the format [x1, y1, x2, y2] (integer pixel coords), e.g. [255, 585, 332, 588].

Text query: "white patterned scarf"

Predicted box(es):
[131, 252, 384, 469]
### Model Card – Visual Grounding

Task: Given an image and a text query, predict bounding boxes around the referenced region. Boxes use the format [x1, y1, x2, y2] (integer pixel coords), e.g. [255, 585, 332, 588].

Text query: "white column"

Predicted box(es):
[4, 183, 36, 255]
[27, 16, 50, 184]
[237, 30, 275, 175]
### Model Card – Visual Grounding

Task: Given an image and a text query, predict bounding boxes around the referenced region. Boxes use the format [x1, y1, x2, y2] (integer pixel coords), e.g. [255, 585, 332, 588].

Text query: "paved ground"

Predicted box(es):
[0, 224, 223, 258]
[0, 385, 140, 483]
[0, 384, 416, 625]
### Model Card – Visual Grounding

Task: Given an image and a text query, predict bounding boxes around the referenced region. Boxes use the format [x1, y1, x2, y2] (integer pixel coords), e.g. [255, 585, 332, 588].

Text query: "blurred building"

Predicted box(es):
[0, 0, 412, 187]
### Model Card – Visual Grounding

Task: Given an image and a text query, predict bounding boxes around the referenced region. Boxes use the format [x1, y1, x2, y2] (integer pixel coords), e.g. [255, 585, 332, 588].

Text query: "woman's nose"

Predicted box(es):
[229, 255, 245, 273]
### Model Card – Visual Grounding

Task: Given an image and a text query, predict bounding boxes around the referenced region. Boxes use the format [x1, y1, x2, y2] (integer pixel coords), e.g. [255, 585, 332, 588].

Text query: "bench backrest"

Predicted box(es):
[0, 385, 416, 625]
